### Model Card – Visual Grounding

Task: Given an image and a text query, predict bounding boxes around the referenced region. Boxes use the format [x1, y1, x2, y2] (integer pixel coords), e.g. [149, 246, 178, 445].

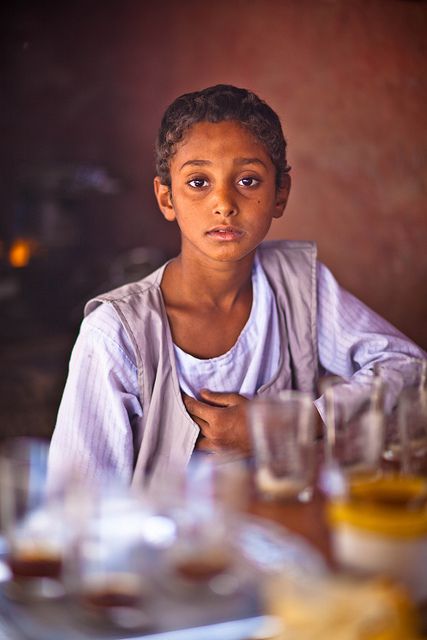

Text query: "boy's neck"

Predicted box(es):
[162, 251, 254, 310]
[160, 251, 255, 358]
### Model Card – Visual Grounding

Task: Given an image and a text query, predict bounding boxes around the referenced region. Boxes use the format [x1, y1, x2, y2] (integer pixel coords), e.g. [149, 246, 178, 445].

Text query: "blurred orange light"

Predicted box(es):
[9, 238, 33, 268]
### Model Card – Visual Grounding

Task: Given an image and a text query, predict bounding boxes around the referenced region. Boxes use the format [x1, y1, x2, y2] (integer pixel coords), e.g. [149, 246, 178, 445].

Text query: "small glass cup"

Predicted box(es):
[144, 454, 248, 597]
[394, 387, 427, 475]
[66, 490, 152, 630]
[0, 437, 67, 598]
[247, 391, 316, 503]
[381, 359, 427, 474]
[327, 400, 384, 481]
[185, 450, 250, 515]
[162, 507, 236, 592]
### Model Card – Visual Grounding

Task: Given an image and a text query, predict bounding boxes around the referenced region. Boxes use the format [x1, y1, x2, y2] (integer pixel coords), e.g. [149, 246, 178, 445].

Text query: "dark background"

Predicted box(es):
[1, 0, 426, 440]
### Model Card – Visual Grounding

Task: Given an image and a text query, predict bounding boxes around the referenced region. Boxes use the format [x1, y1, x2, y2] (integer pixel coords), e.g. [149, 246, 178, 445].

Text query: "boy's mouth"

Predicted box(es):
[206, 226, 244, 241]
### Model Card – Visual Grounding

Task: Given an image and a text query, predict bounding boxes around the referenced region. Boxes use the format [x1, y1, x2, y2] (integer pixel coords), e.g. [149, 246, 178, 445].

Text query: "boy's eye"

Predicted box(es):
[238, 177, 260, 187]
[188, 178, 209, 189]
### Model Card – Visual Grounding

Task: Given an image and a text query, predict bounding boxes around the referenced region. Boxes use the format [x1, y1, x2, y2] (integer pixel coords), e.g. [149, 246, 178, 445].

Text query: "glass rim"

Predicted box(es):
[248, 390, 314, 407]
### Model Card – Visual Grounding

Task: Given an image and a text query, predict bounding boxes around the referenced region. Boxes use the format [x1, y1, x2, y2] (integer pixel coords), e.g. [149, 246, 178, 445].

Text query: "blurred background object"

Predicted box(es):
[0, 0, 426, 441]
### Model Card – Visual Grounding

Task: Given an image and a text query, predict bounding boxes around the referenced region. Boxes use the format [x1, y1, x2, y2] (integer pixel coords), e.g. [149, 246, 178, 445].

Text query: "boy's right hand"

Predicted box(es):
[182, 389, 252, 455]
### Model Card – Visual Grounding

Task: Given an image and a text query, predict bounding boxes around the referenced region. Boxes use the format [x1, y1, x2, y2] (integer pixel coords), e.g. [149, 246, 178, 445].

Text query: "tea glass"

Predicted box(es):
[0, 437, 67, 597]
[160, 504, 237, 595]
[247, 391, 316, 502]
[66, 489, 152, 629]
[388, 387, 427, 475]
[322, 386, 384, 483]
[144, 453, 248, 597]
[380, 359, 427, 474]
[185, 450, 250, 515]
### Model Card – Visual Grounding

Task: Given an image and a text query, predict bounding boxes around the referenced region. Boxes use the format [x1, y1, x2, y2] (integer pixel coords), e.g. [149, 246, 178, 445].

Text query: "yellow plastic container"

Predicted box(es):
[328, 474, 427, 604]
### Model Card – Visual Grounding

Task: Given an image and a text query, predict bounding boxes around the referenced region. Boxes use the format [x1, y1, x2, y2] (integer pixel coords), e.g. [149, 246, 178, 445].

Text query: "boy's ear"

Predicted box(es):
[154, 176, 176, 222]
[273, 173, 291, 219]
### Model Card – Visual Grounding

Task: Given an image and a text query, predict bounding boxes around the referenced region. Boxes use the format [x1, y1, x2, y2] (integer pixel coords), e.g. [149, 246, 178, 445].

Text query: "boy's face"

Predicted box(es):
[154, 120, 290, 266]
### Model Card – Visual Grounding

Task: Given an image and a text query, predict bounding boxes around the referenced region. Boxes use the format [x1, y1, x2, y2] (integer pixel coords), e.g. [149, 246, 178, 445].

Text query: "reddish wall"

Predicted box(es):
[2, 0, 427, 347]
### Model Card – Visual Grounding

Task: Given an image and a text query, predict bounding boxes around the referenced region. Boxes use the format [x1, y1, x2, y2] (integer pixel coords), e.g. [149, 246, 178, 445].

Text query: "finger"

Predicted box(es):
[189, 413, 209, 434]
[183, 393, 219, 425]
[198, 389, 243, 406]
[182, 393, 208, 416]
[195, 438, 216, 453]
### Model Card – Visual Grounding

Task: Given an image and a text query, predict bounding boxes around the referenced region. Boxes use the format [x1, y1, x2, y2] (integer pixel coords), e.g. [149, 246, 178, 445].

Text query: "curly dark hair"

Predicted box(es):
[155, 84, 291, 189]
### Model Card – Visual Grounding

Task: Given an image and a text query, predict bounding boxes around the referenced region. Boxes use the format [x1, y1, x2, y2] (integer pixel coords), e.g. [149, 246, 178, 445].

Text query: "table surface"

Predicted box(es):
[0, 457, 333, 640]
[247, 486, 333, 566]
[2, 448, 425, 640]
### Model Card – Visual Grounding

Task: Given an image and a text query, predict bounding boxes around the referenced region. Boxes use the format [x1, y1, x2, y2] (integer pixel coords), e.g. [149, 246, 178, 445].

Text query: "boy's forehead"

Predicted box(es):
[173, 120, 271, 164]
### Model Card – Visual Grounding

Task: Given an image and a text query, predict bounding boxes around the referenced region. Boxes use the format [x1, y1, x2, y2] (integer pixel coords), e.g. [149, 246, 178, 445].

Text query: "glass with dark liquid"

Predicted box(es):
[80, 573, 143, 609]
[173, 553, 231, 582]
[69, 492, 151, 626]
[0, 438, 67, 594]
[8, 547, 62, 580]
[159, 501, 238, 596]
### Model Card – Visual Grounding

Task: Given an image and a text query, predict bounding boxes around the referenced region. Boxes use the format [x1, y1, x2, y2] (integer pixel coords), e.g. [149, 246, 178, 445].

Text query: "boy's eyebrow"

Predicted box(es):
[179, 157, 267, 170]
[235, 157, 267, 168]
[179, 159, 212, 170]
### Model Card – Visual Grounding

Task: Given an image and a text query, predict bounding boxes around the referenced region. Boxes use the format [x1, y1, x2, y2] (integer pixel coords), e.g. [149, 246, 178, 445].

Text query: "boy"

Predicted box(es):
[48, 84, 425, 488]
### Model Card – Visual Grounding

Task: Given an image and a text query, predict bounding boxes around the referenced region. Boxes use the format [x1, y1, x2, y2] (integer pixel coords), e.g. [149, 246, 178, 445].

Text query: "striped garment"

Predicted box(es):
[48, 255, 426, 485]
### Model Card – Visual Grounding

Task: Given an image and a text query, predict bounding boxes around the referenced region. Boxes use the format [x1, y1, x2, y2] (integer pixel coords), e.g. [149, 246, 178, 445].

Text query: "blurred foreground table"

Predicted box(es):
[247, 486, 333, 567]
[0, 485, 327, 640]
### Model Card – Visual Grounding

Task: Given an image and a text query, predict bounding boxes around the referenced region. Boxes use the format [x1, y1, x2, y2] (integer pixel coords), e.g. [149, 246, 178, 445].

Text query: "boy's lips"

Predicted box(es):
[206, 226, 244, 241]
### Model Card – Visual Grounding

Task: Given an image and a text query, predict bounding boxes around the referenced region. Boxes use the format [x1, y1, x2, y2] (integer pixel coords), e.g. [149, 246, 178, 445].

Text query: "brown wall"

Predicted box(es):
[2, 0, 427, 348]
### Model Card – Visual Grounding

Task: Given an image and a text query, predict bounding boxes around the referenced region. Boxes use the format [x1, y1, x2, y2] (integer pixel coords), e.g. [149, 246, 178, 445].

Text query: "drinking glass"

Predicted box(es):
[142, 453, 248, 598]
[381, 359, 427, 474]
[160, 504, 236, 594]
[0, 437, 67, 596]
[185, 450, 250, 515]
[322, 386, 384, 482]
[66, 489, 152, 629]
[247, 391, 316, 502]
[393, 386, 427, 475]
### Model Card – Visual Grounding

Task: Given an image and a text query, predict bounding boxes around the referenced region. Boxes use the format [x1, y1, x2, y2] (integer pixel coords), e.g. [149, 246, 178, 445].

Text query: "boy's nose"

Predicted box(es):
[213, 186, 238, 217]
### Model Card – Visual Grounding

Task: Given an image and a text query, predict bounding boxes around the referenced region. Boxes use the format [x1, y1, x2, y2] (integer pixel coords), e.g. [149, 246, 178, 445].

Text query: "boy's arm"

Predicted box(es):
[48, 304, 142, 489]
[315, 262, 427, 421]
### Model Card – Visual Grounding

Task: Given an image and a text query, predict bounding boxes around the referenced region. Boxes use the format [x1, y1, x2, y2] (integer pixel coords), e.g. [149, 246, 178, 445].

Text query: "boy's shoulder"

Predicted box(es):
[257, 240, 318, 292]
[84, 261, 168, 317]
[257, 239, 317, 260]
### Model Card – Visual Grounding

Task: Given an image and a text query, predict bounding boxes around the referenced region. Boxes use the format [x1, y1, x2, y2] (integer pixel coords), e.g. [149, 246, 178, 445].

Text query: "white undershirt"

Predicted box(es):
[174, 254, 280, 398]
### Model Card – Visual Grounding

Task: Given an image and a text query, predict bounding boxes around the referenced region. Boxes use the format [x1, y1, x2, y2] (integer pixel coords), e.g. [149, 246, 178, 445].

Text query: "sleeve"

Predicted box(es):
[47, 303, 143, 488]
[314, 261, 427, 422]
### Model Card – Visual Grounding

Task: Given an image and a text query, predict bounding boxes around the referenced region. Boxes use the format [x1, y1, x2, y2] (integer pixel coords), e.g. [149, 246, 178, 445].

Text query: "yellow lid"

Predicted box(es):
[328, 474, 427, 538]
